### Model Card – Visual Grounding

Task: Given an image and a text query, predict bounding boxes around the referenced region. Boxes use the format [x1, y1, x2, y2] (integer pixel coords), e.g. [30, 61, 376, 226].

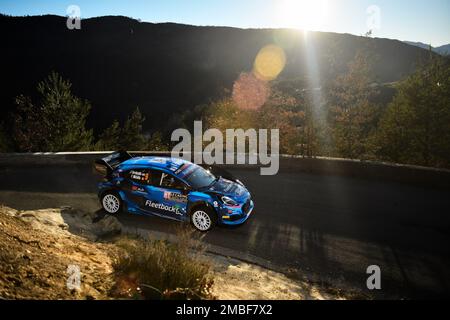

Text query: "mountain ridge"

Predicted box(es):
[404, 41, 450, 55]
[0, 14, 433, 133]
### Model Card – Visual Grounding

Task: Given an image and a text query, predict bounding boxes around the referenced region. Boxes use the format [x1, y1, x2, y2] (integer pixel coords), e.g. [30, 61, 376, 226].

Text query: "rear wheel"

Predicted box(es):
[101, 192, 122, 214]
[190, 207, 216, 232]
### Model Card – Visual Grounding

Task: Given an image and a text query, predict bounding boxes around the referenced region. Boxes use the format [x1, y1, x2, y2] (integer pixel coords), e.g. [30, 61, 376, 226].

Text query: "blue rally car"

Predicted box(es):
[93, 151, 254, 232]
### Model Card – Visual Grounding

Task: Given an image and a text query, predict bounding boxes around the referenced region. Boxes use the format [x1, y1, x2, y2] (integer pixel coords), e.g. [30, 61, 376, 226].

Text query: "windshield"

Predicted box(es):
[181, 164, 217, 189]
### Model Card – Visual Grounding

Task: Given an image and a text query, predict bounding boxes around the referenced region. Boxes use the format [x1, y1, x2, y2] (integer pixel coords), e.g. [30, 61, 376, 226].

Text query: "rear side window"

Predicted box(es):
[126, 169, 186, 190]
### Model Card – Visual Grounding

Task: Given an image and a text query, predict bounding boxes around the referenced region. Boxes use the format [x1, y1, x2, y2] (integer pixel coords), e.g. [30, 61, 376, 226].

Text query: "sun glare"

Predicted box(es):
[278, 0, 329, 31]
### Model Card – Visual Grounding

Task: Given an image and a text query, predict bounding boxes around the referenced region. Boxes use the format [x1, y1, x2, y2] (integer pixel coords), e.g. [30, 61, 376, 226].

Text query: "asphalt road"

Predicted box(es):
[1, 163, 449, 299]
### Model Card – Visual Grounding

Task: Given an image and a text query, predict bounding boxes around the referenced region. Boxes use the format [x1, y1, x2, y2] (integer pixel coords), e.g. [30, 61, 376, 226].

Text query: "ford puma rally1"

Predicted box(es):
[94, 152, 254, 232]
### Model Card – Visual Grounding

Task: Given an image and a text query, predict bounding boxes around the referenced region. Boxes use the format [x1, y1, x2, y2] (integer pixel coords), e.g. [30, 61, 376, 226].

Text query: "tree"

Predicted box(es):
[204, 98, 256, 132]
[12, 72, 93, 152]
[120, 107, 148, 150]
[95, 120, 121, 151]
[0, 123, 11, 152]
[202, 90, 307, 155]
[258, 91, 305, 155]
[327, 51, 380, 159]
[148, 131, 170, 151]
[96, 107, 148, 151]
[375, 55, 450, 167]
[296, 93, 322, 157]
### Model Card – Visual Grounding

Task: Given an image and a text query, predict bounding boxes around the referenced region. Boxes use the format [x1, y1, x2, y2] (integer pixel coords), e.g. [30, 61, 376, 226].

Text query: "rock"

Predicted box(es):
[5, 209, 17, 217]
[58, 223, 69, 230]
[94, 215, 122, 238]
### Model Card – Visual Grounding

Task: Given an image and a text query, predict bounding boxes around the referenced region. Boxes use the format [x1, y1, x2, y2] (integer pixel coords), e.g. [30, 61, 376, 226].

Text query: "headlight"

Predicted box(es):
[221, 196, 238, 206]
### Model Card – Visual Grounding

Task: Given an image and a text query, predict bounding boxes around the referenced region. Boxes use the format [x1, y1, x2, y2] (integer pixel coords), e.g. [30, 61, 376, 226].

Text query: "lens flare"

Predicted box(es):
[253, 45, 286, 81]
[232, 72, 270, 110]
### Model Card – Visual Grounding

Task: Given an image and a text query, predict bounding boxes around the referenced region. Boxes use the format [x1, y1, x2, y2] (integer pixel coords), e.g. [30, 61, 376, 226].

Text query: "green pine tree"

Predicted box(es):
[0, 122, 11, 152]
[96, 108, 155, 151]
[119, 107, 148, 150]
[13, 72, 93, 152]
[375, 55, 450, 167]
[147, 131, 170, 151]
[95, 120, 122, 151]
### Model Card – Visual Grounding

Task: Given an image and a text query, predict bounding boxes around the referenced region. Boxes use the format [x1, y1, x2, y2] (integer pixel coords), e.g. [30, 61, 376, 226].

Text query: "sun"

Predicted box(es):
[278, 0, 329, 31]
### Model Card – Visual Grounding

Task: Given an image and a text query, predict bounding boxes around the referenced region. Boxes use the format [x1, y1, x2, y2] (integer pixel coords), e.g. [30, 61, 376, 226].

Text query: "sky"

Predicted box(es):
[0, 0, 449, 47]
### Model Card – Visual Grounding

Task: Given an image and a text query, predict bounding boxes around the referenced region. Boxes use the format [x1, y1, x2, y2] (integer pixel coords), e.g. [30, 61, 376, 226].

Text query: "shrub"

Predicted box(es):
[111, 228, 214, 300]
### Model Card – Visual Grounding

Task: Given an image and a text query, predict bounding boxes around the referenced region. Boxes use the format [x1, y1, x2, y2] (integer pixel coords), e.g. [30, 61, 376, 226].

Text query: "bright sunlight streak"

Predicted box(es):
[277, 0, 329, 31]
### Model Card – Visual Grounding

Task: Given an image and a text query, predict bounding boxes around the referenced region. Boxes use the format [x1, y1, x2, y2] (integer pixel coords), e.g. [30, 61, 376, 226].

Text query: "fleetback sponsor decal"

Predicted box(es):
[145, 200, 183, 216]
[164, 191, 188, 203]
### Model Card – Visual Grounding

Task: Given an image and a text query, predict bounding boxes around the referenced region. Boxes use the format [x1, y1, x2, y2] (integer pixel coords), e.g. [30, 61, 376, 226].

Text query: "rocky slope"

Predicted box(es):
[0, 204, 350, 300]
[0, 206, 120, 299]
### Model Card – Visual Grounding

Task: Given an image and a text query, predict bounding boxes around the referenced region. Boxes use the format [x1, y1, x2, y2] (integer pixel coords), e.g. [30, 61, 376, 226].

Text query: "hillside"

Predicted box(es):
[0, 14, 431, 134]
[404, 41, 450, 55]
[436, 44, 450, 55]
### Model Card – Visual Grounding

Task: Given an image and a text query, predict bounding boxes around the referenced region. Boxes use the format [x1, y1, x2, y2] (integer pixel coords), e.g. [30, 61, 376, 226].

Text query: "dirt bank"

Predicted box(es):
[0, 205, 352, 300]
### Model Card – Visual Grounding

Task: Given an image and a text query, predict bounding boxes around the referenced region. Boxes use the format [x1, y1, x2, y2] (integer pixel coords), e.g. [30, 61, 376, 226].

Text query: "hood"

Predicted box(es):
[205, 178, 250, 203]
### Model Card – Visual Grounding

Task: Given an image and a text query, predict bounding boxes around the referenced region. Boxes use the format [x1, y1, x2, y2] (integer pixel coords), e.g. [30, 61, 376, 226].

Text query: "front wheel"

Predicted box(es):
[101, 192, 122, 214]
[190, 207, 216, 232]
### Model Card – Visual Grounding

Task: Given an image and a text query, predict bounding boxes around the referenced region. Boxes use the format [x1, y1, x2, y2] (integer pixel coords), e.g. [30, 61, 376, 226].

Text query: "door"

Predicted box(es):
[121, 168, 155, 213]
[146, 171, 189, 221]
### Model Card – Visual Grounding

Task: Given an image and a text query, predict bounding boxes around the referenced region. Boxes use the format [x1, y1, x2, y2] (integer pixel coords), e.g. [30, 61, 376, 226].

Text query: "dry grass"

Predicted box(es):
[111, 227, 214, 300]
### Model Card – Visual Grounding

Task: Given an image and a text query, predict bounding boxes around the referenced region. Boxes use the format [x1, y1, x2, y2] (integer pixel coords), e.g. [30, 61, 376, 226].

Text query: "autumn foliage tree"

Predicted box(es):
[327, 52, 380, 159]
[202, 89, 308, 155]
[258, 92, 305, 155]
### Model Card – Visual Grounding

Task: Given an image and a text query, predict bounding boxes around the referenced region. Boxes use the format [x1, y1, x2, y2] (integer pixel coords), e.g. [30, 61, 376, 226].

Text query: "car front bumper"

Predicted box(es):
[220, 200, 254, 226]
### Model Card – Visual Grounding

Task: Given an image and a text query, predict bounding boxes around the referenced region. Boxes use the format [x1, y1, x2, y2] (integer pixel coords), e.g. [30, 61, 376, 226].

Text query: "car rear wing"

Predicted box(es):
[93, 151, 133, 177]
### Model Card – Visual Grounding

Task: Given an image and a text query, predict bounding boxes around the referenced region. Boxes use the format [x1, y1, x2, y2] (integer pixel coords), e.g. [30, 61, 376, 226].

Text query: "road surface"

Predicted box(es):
[1, 162, 449, 299]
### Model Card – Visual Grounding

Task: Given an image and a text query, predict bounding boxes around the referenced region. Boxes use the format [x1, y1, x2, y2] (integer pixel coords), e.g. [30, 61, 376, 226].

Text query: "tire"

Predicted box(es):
[101, 191, 122, 215]
[190, 206, 216, 232]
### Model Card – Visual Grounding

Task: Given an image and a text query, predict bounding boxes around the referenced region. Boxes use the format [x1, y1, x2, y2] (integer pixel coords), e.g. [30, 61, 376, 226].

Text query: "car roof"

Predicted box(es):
[120, 156, 192, 173]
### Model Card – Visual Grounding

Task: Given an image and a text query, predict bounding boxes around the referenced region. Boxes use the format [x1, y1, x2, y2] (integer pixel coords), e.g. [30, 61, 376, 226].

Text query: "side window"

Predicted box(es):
[127, 169, 186, 190]
[127, 169, 152, 185]
[150, 170, 162, 186]
[159, 172, 186, 190]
